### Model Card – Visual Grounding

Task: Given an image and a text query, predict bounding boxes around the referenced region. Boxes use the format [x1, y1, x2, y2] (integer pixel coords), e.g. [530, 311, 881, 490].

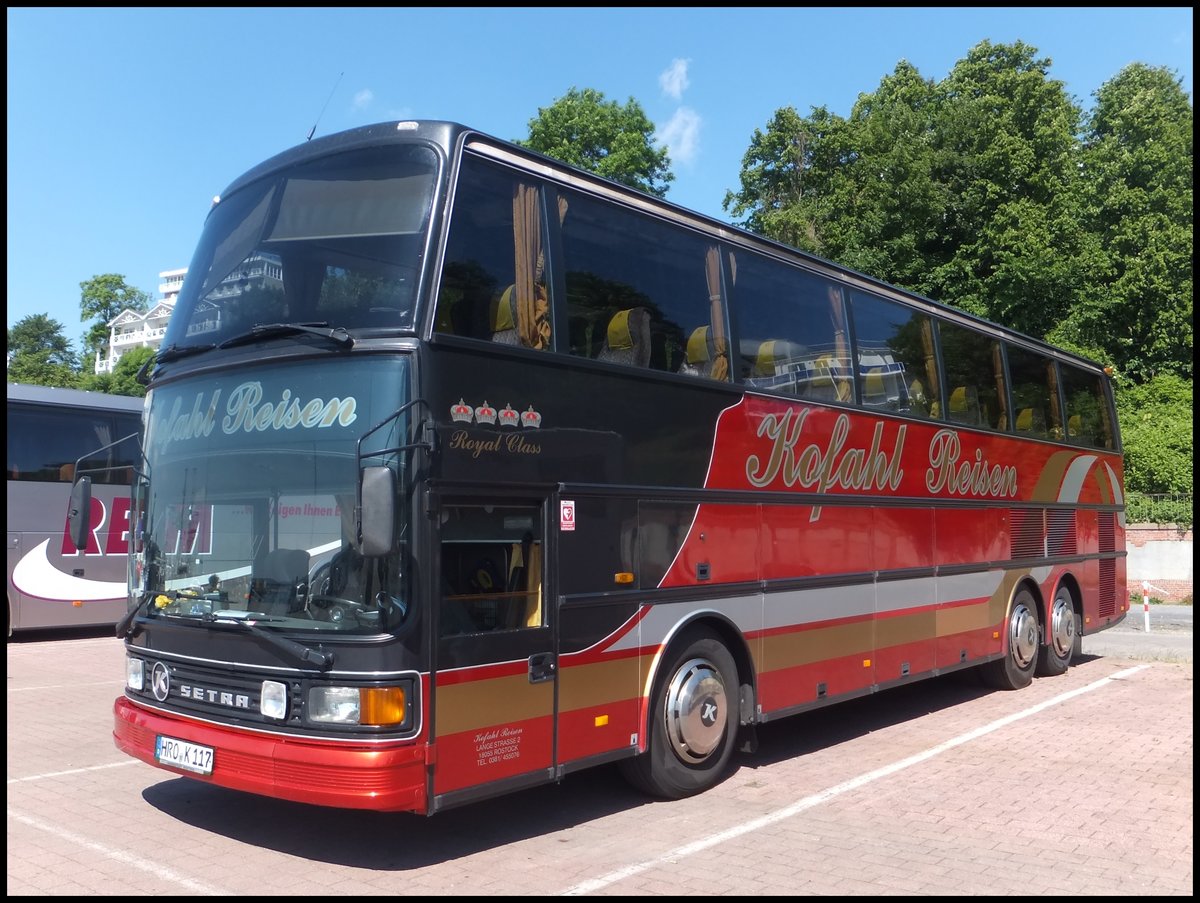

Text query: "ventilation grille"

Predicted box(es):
[1097, 512, 1117, 617]
[1046, 509, 1078, 556]
[1098, 512, 1116, 553]
[1010, 508, 1045, 559]
[1098, 558, 1116, 617]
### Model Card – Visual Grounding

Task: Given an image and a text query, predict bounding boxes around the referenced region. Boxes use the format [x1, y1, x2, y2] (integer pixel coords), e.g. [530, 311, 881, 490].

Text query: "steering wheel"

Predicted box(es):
[307, 594, 370, 624]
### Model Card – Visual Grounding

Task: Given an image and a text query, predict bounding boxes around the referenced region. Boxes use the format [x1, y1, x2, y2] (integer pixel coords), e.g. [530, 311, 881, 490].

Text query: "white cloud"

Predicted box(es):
[656, 107, 701, 166]
[352, 89, 374, 110]
[659, 58, 690, 102]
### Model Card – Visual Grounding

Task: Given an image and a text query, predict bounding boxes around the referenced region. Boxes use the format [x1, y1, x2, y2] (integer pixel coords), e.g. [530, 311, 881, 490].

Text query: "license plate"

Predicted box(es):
[154, 735, 214, 775]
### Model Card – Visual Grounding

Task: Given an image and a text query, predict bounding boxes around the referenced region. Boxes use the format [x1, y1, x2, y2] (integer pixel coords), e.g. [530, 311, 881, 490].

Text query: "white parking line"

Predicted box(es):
[7, 808, 231, 895]
[9, 680, 123, 692]
[558, 664, 1151, 896]
[8, 760, 140, 784]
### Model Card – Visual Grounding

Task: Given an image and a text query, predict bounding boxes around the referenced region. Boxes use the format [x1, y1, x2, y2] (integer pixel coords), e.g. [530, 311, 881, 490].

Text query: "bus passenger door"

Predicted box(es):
[431, 494, 555, 805]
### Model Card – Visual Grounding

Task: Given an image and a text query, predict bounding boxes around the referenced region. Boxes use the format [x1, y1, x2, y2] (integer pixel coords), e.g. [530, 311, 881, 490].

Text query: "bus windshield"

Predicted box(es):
[163, 143, 438, 348]
[135, 356, 413, 635]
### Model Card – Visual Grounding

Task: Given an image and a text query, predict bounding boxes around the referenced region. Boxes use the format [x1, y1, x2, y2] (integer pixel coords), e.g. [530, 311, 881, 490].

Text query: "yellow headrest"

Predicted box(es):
[687, 326, 713, 364]
[490, 285, 516, 332]
[950, 386, 968, 412]
[864, 368, 884, 393]
[607, 309, 635, 350]
[754, 340, 779, 376]
[810, 353, 835, 385]
[1016, 408, 1033, 430]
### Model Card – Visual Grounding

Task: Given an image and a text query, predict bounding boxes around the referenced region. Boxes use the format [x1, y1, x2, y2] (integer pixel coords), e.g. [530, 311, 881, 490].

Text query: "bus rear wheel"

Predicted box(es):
[619, 628, 738, 799]
[1036, 586, 1079, 677]
[982, 588, 1039, 690]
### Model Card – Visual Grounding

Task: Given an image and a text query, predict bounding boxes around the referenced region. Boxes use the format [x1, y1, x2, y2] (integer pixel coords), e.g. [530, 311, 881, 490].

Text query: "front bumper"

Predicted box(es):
[113, 696, 429, 813]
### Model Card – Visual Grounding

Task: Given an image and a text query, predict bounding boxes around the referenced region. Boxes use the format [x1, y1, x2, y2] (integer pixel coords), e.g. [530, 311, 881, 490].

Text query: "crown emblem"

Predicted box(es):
[450, 398, 473, 423]
[498, 404, 520, 428]
[520, 405, 542, 429]
[474, 400, 497, 425]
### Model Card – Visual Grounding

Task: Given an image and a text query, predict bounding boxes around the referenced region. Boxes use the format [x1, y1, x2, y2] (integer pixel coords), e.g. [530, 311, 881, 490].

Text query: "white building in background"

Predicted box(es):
[94, 268, 186, 375]
[94, 254, 286, 374]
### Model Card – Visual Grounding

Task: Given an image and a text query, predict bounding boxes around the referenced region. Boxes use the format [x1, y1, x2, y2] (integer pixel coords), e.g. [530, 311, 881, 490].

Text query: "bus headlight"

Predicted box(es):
[126, 657, 145, 691]
[260, 680, 289, 720]
[308, 685, 408, 726]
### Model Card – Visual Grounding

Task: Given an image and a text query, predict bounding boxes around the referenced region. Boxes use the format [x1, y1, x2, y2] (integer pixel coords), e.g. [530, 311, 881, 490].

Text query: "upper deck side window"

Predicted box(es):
[937, 319, 1006, 432]
[727, 250, 852, 402]
[1058, 362, 1115, 449]
[436, 156, 552, 351]
[557, 189, 730, 381]
[1006, 343, 1063, 440]
[848, 289, 941, 420]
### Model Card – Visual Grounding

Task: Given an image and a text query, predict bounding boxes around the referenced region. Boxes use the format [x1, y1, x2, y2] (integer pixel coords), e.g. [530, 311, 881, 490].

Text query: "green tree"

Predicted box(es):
[724, 41, 1098, 338]
[1060, 63, 1193, 383]
[924, 40, 1093, 333]
[7, 313, 77, 366]
[518, 87, 675, 198]
[723, 105, 835, 253]
[1116, 374, 1193, 527]
[724, 62, 946, 287]
[6, 314, 80, 386]
[78, 344, 152, 397]
[6, 354, 81, 388]
[79, 274, 151, 365]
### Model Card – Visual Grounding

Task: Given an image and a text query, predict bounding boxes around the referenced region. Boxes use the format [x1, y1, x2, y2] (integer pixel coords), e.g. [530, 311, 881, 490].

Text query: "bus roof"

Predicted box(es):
[6, 382, 145, 412]
[213, 119, 1111, 376]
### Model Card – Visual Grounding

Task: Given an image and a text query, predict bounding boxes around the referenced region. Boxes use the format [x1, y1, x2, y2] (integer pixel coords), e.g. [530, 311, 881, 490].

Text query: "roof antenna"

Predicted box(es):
[307, 71, 344, 141]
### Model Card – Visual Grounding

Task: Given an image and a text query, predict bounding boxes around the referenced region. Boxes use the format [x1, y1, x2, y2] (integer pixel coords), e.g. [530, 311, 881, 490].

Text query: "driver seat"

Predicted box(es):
[250, 548, 310, 614]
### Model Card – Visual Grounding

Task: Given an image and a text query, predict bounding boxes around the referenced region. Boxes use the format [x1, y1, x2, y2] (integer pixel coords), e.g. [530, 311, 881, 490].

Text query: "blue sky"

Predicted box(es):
[6, 7, 1193, 350]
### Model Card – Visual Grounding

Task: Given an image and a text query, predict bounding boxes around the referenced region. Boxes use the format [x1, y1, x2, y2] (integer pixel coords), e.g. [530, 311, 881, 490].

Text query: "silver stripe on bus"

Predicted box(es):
[609, 569, 1023, 651]
[1057, 454, 1099, 504]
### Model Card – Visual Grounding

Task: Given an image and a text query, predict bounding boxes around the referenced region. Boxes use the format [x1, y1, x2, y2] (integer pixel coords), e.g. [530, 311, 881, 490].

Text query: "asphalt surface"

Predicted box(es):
[1082, 604, 1192, 663]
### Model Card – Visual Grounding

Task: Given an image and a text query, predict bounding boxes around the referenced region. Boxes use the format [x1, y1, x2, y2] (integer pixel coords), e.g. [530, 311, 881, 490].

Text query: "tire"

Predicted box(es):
[1036, 585, 1078, 677]
[981, 588, 1039, 690]
[619, 628, 738, 799]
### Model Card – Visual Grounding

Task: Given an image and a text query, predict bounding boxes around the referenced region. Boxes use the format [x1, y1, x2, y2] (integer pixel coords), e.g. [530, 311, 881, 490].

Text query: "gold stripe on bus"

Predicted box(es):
[435, 674, 553, 736]
[874, 608, 938, 648]
[761, 620, 873, 670]
[936, 595, 1000, 637]
[558, 654, 648, 711]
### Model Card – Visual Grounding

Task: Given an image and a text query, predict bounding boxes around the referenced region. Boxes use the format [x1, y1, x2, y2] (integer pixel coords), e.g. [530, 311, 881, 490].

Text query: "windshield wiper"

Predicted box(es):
[136, 342, 217, 385]
[155, 342, 217, 363]
[217, 322, 354, 350]
[204, 611, 335, 671]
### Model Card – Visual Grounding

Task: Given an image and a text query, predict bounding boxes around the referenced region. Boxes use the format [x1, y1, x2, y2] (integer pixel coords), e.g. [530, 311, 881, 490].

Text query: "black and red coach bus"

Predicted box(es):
[91, 120, 1128, 814]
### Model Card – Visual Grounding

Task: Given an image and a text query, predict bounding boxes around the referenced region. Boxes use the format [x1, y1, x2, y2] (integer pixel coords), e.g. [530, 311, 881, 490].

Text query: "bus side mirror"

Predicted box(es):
[358, 466, 394, 557]
[68, 476, 94, 551]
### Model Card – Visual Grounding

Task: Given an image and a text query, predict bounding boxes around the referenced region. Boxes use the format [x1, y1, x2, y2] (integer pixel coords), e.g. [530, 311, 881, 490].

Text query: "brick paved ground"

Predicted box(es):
[7, 634, 1193, 896]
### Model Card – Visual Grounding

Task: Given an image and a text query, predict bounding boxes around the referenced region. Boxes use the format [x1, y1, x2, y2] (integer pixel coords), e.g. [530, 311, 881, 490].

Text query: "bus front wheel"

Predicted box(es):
[982, 588, 1039, 690]
[1036, 586, 1079, 677]
[620, 628, 738, 799]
